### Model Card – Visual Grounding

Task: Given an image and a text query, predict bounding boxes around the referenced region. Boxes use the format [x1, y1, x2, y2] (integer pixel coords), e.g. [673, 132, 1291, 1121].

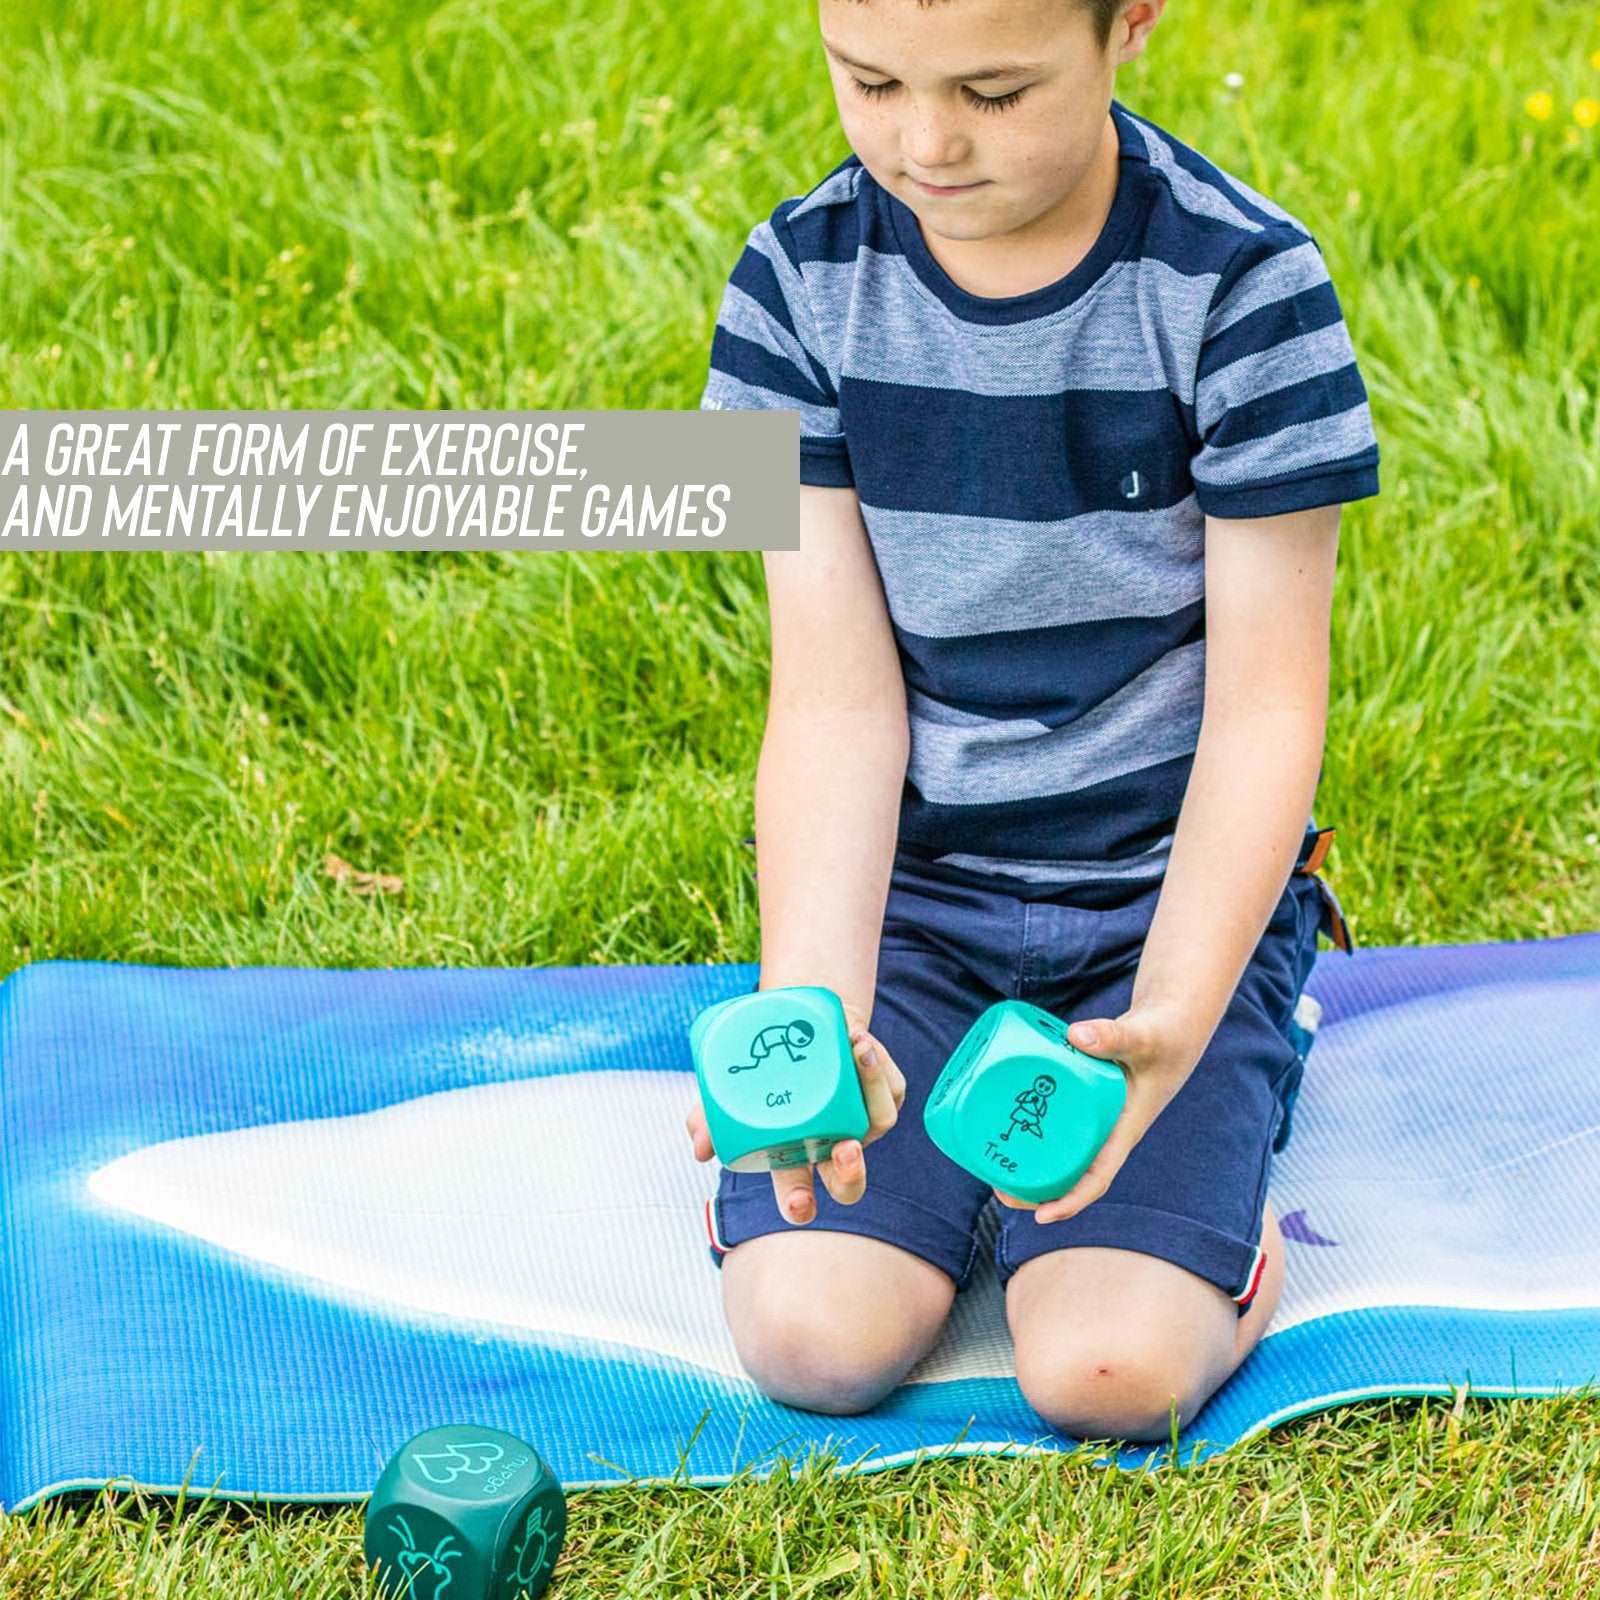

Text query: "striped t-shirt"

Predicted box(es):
[699, 97, 1380, 897]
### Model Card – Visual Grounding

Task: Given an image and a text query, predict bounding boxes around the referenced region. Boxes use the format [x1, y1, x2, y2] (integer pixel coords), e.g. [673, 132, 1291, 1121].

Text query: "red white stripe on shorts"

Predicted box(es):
[1233, 1244, 1267, 1308]
[704, 1197, 728, 1256]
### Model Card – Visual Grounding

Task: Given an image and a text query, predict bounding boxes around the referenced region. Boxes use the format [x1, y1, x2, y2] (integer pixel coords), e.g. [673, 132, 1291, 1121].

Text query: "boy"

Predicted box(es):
[687, 0, 1376, 1442]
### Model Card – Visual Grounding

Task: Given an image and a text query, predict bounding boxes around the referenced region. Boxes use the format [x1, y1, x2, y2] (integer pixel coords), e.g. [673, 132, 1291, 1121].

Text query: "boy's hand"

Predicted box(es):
[684, 1001, 906, 1225]
[992, 1000, 1203, 1225]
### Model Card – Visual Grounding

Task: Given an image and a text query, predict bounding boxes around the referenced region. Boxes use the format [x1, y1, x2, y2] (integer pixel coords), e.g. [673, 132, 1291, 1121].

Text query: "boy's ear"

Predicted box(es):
[1113, 0, 1168, 64]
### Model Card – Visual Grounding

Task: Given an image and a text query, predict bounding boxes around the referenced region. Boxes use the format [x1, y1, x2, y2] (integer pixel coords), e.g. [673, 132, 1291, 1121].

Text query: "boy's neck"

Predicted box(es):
[911, 108, 1121, 303]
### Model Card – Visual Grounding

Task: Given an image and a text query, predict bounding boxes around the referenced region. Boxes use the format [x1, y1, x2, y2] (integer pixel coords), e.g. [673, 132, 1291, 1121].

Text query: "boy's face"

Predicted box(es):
[818, 0, 1163, 247]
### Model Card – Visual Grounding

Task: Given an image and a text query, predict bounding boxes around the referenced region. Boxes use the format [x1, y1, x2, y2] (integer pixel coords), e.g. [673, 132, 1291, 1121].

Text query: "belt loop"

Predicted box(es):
[1295, 826, 1336, 878]
[1315, 876, 1355, 955]
[1295, 828, 1355, 954]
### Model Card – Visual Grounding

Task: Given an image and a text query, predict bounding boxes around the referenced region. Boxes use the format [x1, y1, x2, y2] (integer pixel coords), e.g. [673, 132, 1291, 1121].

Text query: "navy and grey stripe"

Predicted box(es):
[700, 98, 1379, 891]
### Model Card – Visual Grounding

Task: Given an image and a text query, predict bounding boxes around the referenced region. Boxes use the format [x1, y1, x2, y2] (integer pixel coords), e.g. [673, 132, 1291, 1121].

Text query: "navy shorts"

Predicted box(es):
[707, 845, 1331, 1316]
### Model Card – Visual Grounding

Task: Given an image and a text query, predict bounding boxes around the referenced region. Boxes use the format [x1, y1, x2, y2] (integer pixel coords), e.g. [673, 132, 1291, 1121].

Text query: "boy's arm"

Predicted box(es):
[754, 483, 909, 1020]
[1032, 501, 1342, 1225]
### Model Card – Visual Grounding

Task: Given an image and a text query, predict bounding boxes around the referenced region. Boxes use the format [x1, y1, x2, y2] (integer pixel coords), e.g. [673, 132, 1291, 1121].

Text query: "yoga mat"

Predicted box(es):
[0, 935, 1596, 1514]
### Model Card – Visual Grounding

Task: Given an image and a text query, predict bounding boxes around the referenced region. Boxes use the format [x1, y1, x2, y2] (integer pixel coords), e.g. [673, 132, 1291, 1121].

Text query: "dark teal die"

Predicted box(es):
[364, 1423, 566, 1600]
[923, 1000, 1127, 1203]
[689, 986, 869, 1171]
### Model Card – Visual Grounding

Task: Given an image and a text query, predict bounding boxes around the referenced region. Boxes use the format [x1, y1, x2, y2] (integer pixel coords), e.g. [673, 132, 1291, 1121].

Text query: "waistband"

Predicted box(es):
[739, 824, 1352, 943]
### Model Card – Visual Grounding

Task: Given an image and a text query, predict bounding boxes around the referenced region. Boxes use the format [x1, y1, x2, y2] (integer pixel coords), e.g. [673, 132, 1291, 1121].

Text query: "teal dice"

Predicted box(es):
[364, 1423, 566, 1600]
[924, 999, 1127, 1203]
[689, 986, 870, 1170]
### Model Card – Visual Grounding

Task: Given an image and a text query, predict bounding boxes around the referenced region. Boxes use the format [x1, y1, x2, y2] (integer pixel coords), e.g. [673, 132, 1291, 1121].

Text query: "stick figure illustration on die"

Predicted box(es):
[1001, 1073, 1057, 1141]
[726, 1018, 815, 1074]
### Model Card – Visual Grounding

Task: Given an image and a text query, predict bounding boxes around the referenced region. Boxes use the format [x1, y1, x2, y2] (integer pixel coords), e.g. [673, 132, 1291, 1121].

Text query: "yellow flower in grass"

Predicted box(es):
[1575, 98, 1600, 129]
[1525, 89, 1555, 120]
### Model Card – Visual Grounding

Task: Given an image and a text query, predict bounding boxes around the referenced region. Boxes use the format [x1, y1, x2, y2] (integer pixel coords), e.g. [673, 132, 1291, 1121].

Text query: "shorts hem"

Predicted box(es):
[706, 1184, 980, 1290]
[995, 1199, 1267, 1315]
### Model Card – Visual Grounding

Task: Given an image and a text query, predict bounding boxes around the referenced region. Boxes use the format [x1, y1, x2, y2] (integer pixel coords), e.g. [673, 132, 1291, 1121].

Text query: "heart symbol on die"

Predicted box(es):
[412, 1440, 505, 1485]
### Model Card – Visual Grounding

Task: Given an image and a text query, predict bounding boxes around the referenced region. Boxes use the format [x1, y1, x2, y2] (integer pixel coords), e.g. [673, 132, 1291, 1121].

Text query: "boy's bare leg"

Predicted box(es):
[1005, 1198, 1286, 1443]
[721, 1229, 957, 1414]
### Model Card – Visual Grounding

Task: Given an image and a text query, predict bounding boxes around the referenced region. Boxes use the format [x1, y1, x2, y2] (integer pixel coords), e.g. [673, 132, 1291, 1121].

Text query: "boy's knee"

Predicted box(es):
[731, 1304, 910, 1414]
[720, 1235, 953, 1414]
[1014, 1341, 1213, 1443]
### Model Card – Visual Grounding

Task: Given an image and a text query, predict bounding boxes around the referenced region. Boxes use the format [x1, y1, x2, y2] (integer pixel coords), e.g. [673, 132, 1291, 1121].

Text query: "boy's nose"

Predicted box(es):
[902, 107, 972, 172]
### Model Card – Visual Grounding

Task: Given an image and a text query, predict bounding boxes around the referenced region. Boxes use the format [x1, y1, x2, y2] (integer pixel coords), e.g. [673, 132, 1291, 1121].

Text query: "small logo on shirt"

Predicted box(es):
[1120, 470, 1145, 501]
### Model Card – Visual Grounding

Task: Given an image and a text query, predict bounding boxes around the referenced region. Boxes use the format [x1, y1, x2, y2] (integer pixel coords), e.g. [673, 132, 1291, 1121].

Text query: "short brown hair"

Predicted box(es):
[836, 0, 1125, 53]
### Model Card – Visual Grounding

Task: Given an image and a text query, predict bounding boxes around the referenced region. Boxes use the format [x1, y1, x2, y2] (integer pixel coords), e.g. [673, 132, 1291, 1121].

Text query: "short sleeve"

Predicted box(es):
[698, 206, 854, 488]
[1190, 225, 1380, 519]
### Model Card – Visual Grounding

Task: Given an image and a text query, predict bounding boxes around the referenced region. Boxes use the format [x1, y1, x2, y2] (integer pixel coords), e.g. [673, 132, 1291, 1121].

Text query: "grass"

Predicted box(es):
[0, 0, 1597, 1592]
[1, 1393, 1598, 1596]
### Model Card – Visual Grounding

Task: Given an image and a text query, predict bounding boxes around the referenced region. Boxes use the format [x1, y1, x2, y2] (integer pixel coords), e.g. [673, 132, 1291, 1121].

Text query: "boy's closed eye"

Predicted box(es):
[849, 76, 1028, 114]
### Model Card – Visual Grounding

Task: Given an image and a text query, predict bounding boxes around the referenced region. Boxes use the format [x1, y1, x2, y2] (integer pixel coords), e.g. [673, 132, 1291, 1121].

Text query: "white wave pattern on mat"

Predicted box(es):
[83, 977, 1600, 1388]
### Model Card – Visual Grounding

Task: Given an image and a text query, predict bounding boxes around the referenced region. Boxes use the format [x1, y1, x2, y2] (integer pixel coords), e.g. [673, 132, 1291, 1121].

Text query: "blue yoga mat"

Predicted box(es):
[0, 936, 1596, 1513]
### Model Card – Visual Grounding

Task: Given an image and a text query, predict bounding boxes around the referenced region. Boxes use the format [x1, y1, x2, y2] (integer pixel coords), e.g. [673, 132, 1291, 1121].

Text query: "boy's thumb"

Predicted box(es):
[850, 1029, 879, 1071]
[1068, 1017, 1119, 1058]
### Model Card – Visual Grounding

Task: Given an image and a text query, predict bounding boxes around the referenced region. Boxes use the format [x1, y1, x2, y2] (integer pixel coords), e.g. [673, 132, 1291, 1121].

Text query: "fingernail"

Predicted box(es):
[787, 1196, 811, 1222]
[1077, 1025, 1098, 1046]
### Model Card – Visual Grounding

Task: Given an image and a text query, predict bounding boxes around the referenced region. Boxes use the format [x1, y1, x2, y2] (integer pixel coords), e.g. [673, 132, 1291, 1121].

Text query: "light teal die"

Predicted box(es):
[923, 999, 1127, 1204]
[689, 986, 869, 1172]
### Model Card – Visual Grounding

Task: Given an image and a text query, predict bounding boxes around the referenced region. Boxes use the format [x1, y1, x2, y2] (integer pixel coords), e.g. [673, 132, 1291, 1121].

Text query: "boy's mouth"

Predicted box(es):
[910, 177, 986, 196]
